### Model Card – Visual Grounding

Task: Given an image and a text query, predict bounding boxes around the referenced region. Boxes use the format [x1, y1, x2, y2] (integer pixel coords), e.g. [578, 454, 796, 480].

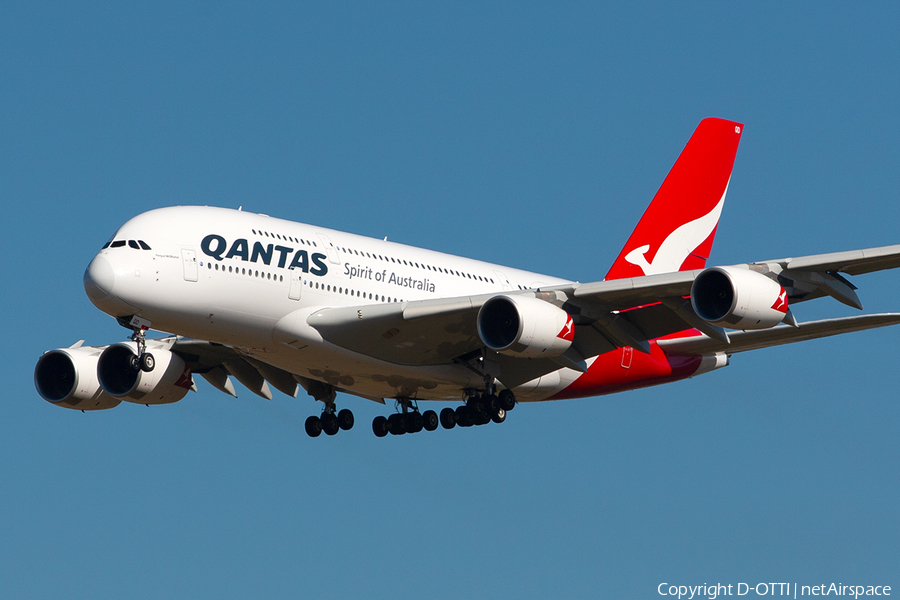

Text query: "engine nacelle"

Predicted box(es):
[477, 295, 575, 358]
[691, 266, 789, 330]
[97, 343, 193, 404]
[34, 347, 122, 410]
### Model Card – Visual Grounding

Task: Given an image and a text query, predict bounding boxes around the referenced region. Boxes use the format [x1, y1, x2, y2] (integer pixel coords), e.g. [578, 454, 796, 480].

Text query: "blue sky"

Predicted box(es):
[2, 3, 898, 598]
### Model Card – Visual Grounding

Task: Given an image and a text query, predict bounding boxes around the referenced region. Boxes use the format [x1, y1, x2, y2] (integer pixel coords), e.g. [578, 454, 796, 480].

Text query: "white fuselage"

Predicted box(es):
[86, 206, 574, 403]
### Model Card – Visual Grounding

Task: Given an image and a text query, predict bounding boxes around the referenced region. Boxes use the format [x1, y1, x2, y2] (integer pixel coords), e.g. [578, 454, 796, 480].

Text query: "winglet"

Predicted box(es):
[605, 118, 744, 281]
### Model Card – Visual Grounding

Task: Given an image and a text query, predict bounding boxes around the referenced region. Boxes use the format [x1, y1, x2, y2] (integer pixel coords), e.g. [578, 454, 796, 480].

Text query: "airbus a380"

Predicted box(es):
[35, 118, 900, 438]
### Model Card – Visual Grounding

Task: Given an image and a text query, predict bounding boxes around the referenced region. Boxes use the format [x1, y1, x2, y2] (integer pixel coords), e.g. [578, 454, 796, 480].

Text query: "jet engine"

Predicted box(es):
[477, 295, 574, 358]
[691, 266, 789, 330]
[34, 346, 122, 410]
[97, 342, 193, 404]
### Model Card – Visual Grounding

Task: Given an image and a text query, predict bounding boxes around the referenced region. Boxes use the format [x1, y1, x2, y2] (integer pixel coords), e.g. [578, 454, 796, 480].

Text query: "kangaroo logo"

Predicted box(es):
[771, 289, 788, 313]
[557, 315, 575, 341]
[624, 184, 728, 276]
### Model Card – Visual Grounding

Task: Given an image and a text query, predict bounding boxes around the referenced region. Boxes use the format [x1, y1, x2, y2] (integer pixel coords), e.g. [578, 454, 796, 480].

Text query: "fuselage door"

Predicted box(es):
[289, 269, 302, 300]
[493, 270, 513, 291]
[620, 346, 633, 369]
[316, 233, 341, 265]
[182, 249, 198, 282]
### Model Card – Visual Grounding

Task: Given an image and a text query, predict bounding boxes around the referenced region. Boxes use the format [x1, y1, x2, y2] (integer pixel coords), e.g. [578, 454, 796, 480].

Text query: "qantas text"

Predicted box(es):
[201, 235, 328, 276]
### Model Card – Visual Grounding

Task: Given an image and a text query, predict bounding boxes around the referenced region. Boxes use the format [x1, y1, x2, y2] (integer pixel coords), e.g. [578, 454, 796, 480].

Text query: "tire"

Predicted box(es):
[484, 394, 499, 414]
[423, 410, 439, 431]
[305, 415, 322, 438]
[337, 409, 354, 431]
[439, 407, 456, 429]
[372, 416, 388, 437]
[321, 413, 339, 436]
[140, 353, 155, 372]
[388, 414, 404, 435]
[408, 412, 424, 434]
[498, 389, 516, 411]
[474, 409, 491, 426]
[455, 405, 472, 427]
[491, 408, 507, 424]
[468, 396, 486, 415]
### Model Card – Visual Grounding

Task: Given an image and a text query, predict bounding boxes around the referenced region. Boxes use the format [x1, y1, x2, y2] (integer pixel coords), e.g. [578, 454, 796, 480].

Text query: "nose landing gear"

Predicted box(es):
[118, 315, 155, 372]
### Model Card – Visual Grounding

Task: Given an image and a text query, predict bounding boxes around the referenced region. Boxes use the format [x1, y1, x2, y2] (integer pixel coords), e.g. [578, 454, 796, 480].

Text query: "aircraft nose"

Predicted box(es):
[84, 255, 115, 300]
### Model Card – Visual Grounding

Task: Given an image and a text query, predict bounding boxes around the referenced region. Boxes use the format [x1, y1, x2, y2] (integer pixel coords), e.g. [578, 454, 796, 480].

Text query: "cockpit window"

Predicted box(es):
[102, 241, 111, 249]
[110, 240, 126, 248]
[128, 240, 140, 249]
[138, 240, 151, 250]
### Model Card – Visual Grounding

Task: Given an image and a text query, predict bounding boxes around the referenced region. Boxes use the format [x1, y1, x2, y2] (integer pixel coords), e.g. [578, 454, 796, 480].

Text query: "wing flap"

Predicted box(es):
[658, 313, 900, 356]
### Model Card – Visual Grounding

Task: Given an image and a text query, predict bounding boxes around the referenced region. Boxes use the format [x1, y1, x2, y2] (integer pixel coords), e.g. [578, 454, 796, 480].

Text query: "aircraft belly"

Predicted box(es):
[243, 342, 478, 402]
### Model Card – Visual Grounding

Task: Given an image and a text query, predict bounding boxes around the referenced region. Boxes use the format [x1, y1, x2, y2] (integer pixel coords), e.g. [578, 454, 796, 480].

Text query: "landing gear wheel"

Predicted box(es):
[305, 415, 322, 438]
[337, 409, 354, 431]
[498, 389, 516, 411]
[321, 413, 339, 436]
[455, 405, 473, 427]
[388, 414, 404, 435]
[372, 416, 388, 437]
[140, 352, 155, 373]
[491, 408, 507, 424]
[408, 412, 424, 434]
[422, 410, 439, 431]
[439, 407, 457, 429]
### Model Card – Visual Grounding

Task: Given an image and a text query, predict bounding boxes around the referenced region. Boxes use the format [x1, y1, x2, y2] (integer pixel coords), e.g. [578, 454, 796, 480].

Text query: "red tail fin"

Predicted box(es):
[604, 118, 743, 280]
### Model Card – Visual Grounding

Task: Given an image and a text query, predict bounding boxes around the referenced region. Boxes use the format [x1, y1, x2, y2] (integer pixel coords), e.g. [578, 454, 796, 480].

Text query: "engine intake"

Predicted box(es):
[34, 347, 121, 410]
[691, 266, 789, 330]
[97, 343, 193, 404]
[477, 295, 574, 358]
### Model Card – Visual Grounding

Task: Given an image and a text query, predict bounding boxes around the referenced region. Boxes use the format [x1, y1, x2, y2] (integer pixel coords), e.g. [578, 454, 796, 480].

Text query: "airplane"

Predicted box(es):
[34, 118, 900, 438]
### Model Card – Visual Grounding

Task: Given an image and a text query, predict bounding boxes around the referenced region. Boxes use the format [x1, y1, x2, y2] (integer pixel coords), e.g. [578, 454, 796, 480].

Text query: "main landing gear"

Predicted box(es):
[304, 381, 354, 437]
[305, 406, 354, 437]
[372, 389, 516, 437]
[371, 399, 439, 438]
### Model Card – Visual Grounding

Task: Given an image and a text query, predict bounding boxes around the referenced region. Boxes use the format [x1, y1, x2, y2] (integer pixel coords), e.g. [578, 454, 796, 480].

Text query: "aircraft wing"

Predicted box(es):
[166, 337, 391, 403]
[305, 243, 900, 380]
[775, 244, 900, 276]
[168, 244, 900, 400]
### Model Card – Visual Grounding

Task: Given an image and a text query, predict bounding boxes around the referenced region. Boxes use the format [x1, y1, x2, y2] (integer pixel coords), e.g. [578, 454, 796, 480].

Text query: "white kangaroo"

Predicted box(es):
[624, 183, 728, 276]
